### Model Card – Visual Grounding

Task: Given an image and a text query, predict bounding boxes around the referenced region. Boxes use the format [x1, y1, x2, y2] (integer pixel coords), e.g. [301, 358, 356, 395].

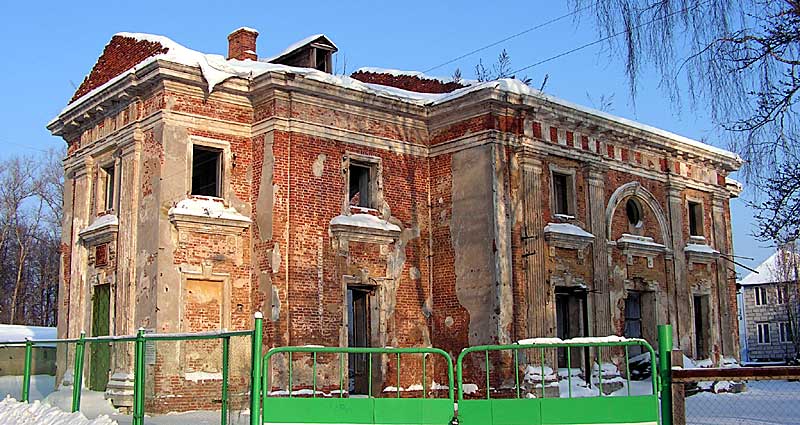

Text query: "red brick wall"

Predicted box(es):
[350, 71, 466, 94]
[71, 35, 168, 102]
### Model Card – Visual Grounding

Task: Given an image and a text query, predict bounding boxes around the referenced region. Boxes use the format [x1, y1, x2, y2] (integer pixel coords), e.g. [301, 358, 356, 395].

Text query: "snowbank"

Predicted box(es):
[0, 397, 116, 425]
[0, 375, 55, 400]
[43, 387, 117, 419]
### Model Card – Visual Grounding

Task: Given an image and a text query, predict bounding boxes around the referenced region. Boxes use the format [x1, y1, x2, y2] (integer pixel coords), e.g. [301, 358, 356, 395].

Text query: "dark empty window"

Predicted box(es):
[688, 201, 703, 236]
[315, 48, 328, 72]
[757, 322, 771, 344]
[626, 198, 641, 226]
[102, 165, 115, 210]
[552, 172, 572, 215]
[192, 146, 222, 197]
[349, 163, 372, 208]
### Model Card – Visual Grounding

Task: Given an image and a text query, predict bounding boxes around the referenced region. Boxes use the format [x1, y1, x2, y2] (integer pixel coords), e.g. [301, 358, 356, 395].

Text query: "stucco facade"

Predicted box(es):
[48, 28, 742, 409]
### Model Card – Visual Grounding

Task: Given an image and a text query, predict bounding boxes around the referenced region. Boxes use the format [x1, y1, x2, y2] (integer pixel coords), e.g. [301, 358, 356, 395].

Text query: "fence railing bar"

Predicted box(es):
[485, 350, 490, 400]
[514, 348, 520, 399]
[339, 352, 344, 398]
[567, 346, 572, 399]
[624, 345, 631, 397]
[396, 352, 401, 398]
[540, 348, 546, 398]
[422, 352, 427, 399]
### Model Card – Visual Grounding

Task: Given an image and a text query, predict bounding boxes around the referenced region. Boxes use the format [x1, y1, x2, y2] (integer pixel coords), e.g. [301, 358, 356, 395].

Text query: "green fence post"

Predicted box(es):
[658, 324, 673, 425]
[72, 332, 86, 413]
[22, 338, 33, 402]
[221, 336, 230, 425]
[133, 329, 146, 425]
[250, 312, 264, 425]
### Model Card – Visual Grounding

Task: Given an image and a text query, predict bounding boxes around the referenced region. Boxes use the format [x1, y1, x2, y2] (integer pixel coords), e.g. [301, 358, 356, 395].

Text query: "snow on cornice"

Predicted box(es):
[51, 32, 742, 166]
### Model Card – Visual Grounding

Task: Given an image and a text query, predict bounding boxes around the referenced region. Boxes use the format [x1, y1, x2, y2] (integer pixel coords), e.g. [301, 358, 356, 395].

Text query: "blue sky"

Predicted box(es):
[0, 0, 773, 274]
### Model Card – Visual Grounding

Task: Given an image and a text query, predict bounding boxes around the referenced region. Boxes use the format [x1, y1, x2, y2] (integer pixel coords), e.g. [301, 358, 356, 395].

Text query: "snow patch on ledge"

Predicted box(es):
[169, 198, 250, 222]
[82, 214, 119, 233]
[684, 243, 719, 255]
[617, 234, 665, 248]
[185, 372, 222, 382]
[330, 214, 401, 233]
[517, 335, 638, 345]
[544, 223, 594, 238]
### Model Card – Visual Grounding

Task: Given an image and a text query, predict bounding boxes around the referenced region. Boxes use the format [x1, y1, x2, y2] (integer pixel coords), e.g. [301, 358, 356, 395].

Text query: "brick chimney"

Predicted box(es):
[227, 27, 259, 61]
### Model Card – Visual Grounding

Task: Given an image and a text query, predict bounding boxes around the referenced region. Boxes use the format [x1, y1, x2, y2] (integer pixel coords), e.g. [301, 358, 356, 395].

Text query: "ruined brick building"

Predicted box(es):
[48, 28, 743, 408]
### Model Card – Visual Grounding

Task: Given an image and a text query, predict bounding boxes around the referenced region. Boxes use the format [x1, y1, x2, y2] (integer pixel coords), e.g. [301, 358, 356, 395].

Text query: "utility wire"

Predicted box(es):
[510, 0, 710, 75]
[423, 4, 594, 73]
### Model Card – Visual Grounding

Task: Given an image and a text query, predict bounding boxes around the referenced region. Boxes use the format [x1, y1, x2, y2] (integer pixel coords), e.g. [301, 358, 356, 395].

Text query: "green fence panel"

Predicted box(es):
[539, 397, 658, 425]
[456, 339, 660, 425]
[261, 346, 455, 425]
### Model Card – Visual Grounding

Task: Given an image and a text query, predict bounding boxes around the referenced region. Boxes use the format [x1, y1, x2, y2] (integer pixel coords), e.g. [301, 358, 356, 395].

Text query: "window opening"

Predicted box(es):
[757, 322, 771, 344]
[349, 163, 372, 208]
[552, 172, 571, 216]
[777, 285, 788, 304]
[688, 201, 703, 236]
[624, 291, 643, 356]
[755, 287, 768, 306]
[779, 322, 793, 343]
[102, 165, 115, 211]
[625, 198, 641, 226]
[191, 146, 222, 197]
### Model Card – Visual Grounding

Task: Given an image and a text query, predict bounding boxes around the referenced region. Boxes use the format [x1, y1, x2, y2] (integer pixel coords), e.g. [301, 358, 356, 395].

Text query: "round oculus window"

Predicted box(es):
[626, 198, 642, 226]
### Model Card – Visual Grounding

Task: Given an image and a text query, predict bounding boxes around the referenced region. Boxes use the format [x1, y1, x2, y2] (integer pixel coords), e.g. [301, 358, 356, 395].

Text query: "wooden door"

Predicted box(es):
[89, 283, 111, 391]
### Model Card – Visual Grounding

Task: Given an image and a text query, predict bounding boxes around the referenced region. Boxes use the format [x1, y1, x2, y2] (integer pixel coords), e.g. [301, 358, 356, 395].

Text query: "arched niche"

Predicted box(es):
[605, 182, 672, 248]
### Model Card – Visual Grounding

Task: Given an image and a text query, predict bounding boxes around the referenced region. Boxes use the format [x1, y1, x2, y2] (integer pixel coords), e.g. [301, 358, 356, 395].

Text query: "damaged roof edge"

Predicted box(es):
[48, 37, 742, 171]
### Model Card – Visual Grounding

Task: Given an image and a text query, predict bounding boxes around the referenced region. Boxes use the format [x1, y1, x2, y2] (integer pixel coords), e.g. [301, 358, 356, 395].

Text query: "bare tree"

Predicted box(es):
[773, 242, 800, 360]
[474, 49, 534, 85]
[0, 149, 63, 326]
[573, 0, 800, 243]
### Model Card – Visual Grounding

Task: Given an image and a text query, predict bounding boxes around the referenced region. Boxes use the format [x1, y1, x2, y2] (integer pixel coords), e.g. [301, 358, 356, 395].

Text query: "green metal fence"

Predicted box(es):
[260, 346, 455, 425]
[455, 338, 661, 425]
[1, 312, 265, 425]
[3, 318, 672, 425]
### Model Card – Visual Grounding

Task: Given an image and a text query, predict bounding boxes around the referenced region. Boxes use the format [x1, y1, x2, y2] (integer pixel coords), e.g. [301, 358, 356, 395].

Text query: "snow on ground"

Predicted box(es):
[43, 387, 118, 419]
[0, 374, 55, 400]
[0, 397, 115, 425]
[685, 380, 800, 425]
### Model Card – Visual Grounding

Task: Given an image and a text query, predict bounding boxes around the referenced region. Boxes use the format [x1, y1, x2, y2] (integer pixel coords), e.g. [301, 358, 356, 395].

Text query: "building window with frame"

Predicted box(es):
[551, 171, 574, 216]
[779, 322, 793, 343]
[191, 145, 223, 197]
[349, 162, 372, 208]
[777, 285, 788, 304]
[101, 165, 115, 211]
[754, 286, 768, 306]
[688, 201, 704, 237]
[757, 322, 771, 344]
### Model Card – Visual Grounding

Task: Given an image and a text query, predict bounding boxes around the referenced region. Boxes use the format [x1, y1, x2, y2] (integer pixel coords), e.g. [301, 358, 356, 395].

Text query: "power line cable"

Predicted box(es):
[510, 0, 710, 75]
[423, 4, 594, 73]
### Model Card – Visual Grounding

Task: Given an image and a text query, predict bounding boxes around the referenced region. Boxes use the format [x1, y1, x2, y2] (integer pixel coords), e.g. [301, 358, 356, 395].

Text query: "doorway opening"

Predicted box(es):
[89, 283, 111, 391]
[693, 295, 710, 358]
[347, 286, 372, 394]
[624, 291, 644, 357]
[555, 287, 589, 370]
